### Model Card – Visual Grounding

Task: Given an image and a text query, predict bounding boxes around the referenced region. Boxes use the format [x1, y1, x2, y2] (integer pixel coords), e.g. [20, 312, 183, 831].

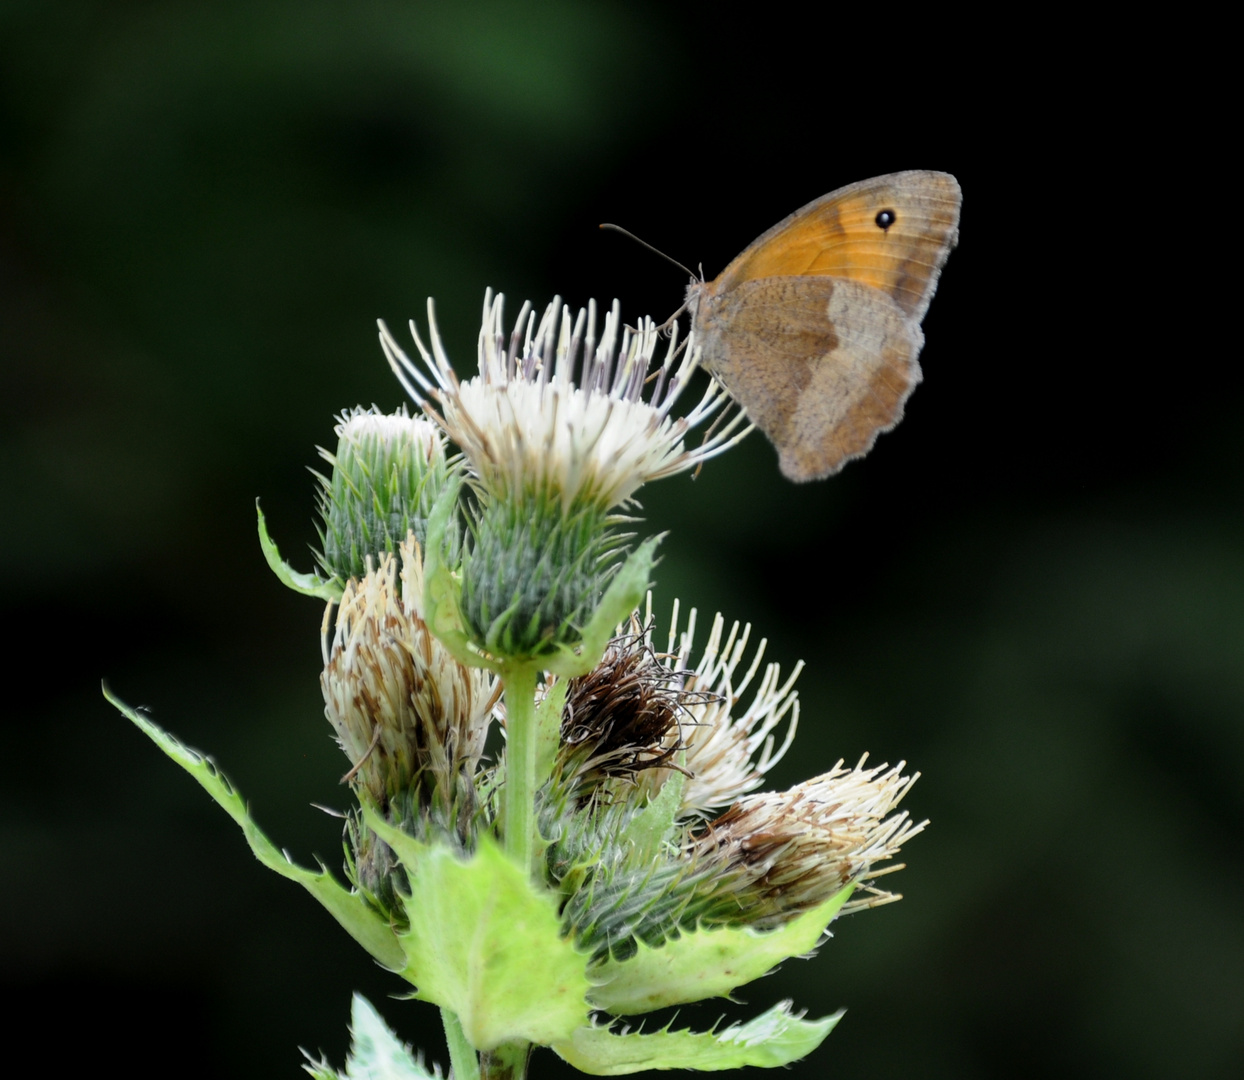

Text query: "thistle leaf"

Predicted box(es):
[257, 500, 343, 601]
[301, 994, 445, 1080]
[534, 677, 569, 792]
[364, 816, 591, 1051]
[107, 686, 402, 971]
[422, 478, 501, 673]
[552, 1000, 842, 1074]
[588, 887, 851, 1016]
[616, 772, 684, 863]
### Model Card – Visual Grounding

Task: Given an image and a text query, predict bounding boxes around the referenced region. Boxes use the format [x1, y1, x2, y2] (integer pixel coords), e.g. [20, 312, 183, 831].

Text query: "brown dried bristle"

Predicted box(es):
[560, 622, 715, 794]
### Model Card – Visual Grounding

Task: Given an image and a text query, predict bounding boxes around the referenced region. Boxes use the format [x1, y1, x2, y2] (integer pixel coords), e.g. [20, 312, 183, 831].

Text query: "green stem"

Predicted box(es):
[500, 661, 539, 878]
[491, 662, 540, 1079]
[441, 1008, 479, 1080]
[480, 1041, 531, 1080]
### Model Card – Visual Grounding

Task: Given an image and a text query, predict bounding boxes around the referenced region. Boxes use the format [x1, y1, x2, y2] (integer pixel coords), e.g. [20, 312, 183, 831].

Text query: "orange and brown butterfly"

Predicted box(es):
[687, 170, 962, 481]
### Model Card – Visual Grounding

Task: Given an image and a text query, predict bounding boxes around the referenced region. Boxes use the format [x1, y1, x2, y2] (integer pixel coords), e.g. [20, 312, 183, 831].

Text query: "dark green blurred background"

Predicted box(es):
[3, 4, 1239, 1077]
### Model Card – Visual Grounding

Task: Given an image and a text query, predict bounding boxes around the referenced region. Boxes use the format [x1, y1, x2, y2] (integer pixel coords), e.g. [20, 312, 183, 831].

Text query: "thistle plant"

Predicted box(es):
[109, 289, 925, 1079]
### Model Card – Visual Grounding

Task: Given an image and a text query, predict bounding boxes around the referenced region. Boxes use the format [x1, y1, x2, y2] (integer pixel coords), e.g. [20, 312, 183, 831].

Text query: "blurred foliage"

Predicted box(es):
[2, 3, 1241, 1078]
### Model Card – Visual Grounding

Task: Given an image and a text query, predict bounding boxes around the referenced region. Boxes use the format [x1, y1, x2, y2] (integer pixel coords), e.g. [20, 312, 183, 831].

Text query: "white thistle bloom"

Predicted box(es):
[646, 599, 801, 815]
[329, 405, 444, 458]
[379, 290, 749, 511]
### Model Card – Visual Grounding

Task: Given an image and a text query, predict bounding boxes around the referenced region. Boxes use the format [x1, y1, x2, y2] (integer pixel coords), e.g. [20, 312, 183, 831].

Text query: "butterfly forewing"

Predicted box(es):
[712, 170, 961, 322]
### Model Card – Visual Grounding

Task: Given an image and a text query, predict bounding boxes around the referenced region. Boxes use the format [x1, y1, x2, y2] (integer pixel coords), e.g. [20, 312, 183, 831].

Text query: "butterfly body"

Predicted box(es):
[687, 170, 961, 481]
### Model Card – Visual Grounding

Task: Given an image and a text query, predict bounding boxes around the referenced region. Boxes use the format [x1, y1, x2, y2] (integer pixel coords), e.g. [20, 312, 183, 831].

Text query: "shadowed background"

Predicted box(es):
[2, 4, 1239, 1077]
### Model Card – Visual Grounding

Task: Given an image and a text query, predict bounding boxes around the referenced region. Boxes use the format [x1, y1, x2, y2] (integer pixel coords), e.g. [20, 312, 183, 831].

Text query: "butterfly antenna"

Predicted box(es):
[599, 223, 695, 280]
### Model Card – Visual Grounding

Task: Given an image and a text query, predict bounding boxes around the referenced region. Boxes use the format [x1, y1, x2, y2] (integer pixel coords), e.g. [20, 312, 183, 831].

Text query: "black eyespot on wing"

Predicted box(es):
[875, 209, 896, 231]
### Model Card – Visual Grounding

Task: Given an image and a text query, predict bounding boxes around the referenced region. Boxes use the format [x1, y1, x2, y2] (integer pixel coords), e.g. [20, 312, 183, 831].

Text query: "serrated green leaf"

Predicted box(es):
[534, 678, 568, 787]
[545, 535, 661, 678]
[365, 818, 591, 1051]
[552, 1000, 842, 1074]
[422, 479, 501, 673]
[301, 1057, 340, 1080]
[616, 772, 683, 863]
[588, 887, 851, 1016]
[257, 500, 343, 601]
[348, 994, 445, 1080]
[106, 686, 403, 971]
[302, 994, 447, 1080]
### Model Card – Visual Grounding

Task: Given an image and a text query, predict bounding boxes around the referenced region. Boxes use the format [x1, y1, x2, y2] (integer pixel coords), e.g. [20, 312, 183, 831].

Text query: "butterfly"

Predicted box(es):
[686, 171, 961, 481]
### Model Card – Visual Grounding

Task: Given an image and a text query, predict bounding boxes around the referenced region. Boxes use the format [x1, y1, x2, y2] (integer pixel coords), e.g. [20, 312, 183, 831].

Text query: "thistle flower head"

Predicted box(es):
[689, 756, 925, 923]
[554, 616, 698, 802]
[315, 406, 456, 582]
[379, 290, 747, 512]
[319, 535, 499, 824]
[375, 292, 746, 664]
[544, 601, 800, 813]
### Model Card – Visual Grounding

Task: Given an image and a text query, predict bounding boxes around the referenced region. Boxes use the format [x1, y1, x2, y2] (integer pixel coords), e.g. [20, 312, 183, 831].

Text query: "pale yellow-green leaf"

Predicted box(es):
[616, 771, 683, 863]
[301, 993, 447, 1080]
[552, 1001, 842, 1074]
[107, 686, 402, 971]
[534, 677, 568, 787]
[422, 478, 500, 673]
[365, 818, 590, 1052]
[256, 500, 342, 601]
[588, 887, 851, 1016]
